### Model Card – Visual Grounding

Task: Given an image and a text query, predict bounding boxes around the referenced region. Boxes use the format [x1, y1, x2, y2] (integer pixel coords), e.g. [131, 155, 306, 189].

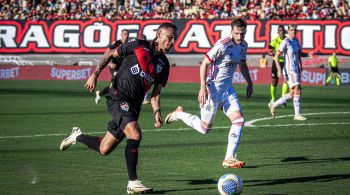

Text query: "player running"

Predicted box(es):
[268, 24, 313, 121]
[60, 22, 177, 194]
[165, 19, 253, 169]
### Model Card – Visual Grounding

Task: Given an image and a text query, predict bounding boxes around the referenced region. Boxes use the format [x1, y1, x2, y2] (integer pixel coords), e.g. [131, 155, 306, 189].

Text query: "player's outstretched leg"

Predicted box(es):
[60, 127, 82, 151]
[164, 106, 184, 124]
[127, 180, 153, 194]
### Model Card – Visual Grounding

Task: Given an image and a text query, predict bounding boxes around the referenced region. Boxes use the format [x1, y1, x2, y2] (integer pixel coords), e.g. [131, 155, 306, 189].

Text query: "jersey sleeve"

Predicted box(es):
[296, 38, 301, 52]
[205, 40, 223, 63]
[154, 58, 170, 87]
[108, 42, 117, 50]
[241, 41, 248, 61]
[117, 39, 145, 57]
[277, 39, 286, 53]
[269, 38, 276, 49]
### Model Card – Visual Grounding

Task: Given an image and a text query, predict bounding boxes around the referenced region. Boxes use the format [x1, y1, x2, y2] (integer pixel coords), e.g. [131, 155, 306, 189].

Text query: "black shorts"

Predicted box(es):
[106, 98, 140, 139]
[330, 66, 339, 74]
[271, 60, 285, 79]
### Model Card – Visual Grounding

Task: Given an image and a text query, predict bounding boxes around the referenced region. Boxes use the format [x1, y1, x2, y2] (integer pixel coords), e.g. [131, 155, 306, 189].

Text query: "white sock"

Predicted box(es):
[293, 95, 301, 116]
[177, 112, 208, 134]
[225, 117, 244, 160]
[273, 94, 292, 108]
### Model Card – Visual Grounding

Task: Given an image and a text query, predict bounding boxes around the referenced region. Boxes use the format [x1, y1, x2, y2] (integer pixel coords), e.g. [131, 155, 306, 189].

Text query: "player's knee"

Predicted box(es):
[232, 116, 245, 126]
[128, 132, 142, 141]
[124, 123, 142, 141]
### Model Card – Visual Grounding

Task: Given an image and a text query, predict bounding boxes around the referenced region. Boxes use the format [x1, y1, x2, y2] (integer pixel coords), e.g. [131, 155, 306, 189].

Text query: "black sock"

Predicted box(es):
[100, 86, 110, 96]
[76, 134, 101, 152]
[125, 139, 140, 181]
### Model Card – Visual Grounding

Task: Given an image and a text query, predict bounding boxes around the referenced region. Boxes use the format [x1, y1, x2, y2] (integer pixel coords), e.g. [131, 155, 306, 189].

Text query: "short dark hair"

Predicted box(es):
[157, 22, 177, 32]
[288, 24, 297, 30]
[121, 29, 129, 33]
[278, 25, 285, 30]
[231, 19, 247, 29]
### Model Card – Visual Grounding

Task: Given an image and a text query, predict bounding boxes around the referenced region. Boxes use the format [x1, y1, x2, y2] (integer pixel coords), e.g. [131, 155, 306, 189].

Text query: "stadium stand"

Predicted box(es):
[0, 0, 349, 20]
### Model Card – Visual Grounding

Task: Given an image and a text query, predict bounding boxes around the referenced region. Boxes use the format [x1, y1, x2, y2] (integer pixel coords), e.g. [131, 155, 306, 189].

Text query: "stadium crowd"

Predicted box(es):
[0, 0, 349, 20]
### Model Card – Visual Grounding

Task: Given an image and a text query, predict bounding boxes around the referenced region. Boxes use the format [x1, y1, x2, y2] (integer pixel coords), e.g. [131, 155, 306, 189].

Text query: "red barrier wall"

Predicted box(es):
[0, 65, 327, 86]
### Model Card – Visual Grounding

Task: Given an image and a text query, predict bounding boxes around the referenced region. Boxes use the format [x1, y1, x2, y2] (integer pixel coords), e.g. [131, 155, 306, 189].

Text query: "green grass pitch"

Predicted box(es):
[0, 80, 349, 194]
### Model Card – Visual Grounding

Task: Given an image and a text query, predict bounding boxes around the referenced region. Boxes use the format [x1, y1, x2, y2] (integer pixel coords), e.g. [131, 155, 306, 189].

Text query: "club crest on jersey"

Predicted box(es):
[156, 63, 163, 73]
[120, 102, 129, 112]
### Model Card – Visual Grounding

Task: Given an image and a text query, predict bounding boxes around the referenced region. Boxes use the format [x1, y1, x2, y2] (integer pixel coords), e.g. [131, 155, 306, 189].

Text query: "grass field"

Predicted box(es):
[0, 80, 350, 195]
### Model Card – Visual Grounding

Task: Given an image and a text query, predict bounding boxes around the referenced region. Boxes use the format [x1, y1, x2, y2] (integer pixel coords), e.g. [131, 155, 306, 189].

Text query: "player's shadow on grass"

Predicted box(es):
[149, 187, 215, 194]
[148, 179, 217, 194]
[244, 173, 350, 186]
[247, 156, 350, 168]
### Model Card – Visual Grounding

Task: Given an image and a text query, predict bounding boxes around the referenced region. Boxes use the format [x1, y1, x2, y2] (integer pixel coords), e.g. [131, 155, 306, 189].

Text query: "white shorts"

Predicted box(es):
[284, 70, 300, 88]
[200, 82, 242, 125]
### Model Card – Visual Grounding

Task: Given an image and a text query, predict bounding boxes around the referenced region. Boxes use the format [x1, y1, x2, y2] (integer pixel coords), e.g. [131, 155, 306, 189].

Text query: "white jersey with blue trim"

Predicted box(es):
[278, 37, 301, 74]
[205, 36, 248, 89]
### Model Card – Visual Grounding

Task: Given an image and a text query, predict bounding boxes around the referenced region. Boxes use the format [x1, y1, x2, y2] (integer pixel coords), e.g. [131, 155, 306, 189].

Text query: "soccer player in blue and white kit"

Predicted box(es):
[268, 24, 313, 121]
[165, 19, 253, 168]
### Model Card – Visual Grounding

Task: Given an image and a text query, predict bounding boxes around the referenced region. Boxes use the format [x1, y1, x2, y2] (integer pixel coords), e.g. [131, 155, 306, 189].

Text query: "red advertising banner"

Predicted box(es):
[169, 66, 326, 86]
[0, 65, 327, 86]
[1, 19, 349, 55]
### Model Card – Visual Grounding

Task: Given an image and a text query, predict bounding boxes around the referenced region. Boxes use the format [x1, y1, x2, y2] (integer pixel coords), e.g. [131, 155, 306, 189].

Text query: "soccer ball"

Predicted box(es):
[217, 173, 243, 195]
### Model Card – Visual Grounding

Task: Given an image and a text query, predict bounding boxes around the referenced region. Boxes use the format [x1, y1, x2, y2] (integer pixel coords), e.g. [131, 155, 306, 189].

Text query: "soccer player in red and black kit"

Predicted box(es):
[59, 22, 177, 194]
[95, 29, 129, 104]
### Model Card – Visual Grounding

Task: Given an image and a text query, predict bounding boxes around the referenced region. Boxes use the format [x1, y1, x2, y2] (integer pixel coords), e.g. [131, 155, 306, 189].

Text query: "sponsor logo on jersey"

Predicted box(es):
[130, 64, 155, 84]
[205, 103, 212, 111]
[131, 64, 140, 75]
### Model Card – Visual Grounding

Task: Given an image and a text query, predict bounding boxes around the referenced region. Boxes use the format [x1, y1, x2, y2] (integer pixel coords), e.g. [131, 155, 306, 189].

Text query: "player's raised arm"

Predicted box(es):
[198, 56, 211, 108]
[84, 48, 119, 92]
[239, 61, 253, 98]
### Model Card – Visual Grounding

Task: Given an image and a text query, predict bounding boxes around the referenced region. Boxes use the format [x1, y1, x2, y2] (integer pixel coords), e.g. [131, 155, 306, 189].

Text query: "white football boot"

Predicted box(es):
[59, 127, 82, 151]
[165, 106, 184, 124]
[95, 91, 101, 104]
[294, 114, 307, 121]
[222, 156, 245, 169]
[268, 102, 276, 118]
[127, 180, 153, 194]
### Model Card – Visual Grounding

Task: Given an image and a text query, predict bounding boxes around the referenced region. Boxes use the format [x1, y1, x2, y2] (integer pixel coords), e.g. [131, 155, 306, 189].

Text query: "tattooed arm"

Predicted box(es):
[84, 48, 119, 92]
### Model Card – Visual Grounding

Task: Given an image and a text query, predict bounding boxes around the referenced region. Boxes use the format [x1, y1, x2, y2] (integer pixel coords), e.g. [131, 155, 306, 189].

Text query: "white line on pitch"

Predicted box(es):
[245, 111, 350, 127]
[0, 121, 349, 139]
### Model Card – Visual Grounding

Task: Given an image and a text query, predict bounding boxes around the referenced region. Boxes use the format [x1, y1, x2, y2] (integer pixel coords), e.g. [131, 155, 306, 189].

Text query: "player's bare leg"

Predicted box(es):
[123, 122, 153, 194]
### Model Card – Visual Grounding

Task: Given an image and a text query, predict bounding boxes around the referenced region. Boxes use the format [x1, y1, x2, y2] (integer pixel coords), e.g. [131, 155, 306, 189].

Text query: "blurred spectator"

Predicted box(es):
[259, 54, 268, 68]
